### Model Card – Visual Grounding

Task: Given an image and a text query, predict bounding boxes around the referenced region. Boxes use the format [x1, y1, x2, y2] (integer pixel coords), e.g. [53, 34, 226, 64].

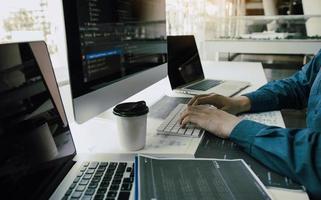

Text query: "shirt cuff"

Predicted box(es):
[242, 91, 275, 112]
[229, 119, 268, 153]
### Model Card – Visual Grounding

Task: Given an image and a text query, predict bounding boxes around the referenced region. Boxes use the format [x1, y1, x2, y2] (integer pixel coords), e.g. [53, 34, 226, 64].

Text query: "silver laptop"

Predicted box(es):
[0, 41, 134, 200]
[167, 35, 250, 96]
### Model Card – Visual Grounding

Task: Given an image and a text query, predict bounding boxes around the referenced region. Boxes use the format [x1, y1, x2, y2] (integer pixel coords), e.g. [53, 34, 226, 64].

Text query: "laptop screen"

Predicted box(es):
[167, 35, 205, 89]
[0, 42, 76, 199]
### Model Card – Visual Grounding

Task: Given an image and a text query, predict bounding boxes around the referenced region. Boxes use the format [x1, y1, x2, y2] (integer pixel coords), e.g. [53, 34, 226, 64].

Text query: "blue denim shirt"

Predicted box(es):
[230, 50, 321, 199]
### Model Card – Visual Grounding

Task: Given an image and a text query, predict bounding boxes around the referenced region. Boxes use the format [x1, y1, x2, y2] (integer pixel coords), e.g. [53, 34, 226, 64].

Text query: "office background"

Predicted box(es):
[1, 0, 320, 127]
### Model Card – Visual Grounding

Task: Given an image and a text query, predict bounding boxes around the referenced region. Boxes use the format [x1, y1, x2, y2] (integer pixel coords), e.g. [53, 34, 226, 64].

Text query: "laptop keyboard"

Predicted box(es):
[186, 79, 223, 91]
[63, 161, 134, 200]
[157, 104, 204, 138]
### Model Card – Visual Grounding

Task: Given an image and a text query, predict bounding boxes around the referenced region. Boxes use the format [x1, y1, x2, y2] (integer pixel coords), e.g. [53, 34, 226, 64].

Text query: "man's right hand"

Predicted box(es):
[188, 93, 251, 115]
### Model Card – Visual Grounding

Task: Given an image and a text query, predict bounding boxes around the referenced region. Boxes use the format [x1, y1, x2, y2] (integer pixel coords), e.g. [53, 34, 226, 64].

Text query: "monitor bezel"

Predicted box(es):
[62, 0, 84, 98]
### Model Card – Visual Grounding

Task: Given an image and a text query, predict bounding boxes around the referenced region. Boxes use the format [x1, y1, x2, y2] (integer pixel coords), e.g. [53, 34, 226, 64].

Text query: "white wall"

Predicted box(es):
[0, 0, 68, 77]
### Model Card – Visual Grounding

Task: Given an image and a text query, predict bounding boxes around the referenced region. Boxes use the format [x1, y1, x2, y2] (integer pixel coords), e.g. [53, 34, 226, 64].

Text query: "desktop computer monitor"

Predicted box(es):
[62, 0, 167, 123]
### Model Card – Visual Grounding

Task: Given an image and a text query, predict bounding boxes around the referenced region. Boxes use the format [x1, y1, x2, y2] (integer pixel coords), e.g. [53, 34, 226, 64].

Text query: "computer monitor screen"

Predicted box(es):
[63, 0, 167, 123]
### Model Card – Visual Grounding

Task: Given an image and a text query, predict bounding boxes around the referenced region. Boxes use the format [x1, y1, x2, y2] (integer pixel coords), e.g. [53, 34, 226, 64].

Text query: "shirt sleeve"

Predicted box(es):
[230, 120, 321, 199]
[243, 50, 321, 112]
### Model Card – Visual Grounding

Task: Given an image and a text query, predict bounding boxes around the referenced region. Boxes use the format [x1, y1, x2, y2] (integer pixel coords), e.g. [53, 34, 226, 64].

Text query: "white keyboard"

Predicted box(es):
[157, 104, 204, 138]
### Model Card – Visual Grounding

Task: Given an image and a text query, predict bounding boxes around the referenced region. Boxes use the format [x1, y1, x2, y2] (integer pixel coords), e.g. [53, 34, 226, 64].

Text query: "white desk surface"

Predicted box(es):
[60, 61, 308, 200]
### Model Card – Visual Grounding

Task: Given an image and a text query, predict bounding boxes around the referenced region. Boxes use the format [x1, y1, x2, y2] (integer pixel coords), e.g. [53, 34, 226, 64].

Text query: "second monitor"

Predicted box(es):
[62, 0, 167, 123]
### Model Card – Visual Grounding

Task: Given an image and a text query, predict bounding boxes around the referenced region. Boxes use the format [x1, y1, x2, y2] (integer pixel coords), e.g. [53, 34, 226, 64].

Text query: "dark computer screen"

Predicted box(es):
[167, 35, 204, 89]
[64, 0, 167, 98]
[0, 42, 76, 199]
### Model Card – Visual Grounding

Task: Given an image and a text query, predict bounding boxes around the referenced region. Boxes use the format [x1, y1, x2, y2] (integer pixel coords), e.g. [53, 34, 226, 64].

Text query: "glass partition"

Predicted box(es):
[205, 15, 321, 40]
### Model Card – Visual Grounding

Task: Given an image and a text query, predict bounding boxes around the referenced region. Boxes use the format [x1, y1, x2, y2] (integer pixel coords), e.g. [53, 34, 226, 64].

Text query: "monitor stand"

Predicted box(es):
[95, 110, 114, 120]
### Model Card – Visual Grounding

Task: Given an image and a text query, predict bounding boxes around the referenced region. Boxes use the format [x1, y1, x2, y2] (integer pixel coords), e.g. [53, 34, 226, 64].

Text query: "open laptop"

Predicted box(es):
[0, 42, 134, 200]
[167, 35, 250, 96]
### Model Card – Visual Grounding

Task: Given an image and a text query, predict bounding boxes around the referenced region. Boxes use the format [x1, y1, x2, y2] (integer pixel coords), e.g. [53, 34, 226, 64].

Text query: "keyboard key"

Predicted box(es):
[88, 162, 99, 169]
[164, 125, 174, 132]
[123, 178, 131, 183]
[114, 176, 122, 180]
[119, 163, 127, 167]
[80, 167, 87, 172]
[107, 191, 117, 198]
[105, 171, 115, 177]
[121, 183, 132, 191]
[99, 164, 107, 169]
[76, 185, 86, 192]
[79, 179, 89, 185]
[110, 184, 120, 191]
[96, 188, 107, 194]
[77, 172, 84, 177]
[99, 162, 108, 167]
[83, 174, 92, 179]
[93, 194, 104, 200]
[92, 176, 102, 181]
[62, 196, 69, 200]
[103, 176, 112, 181]
[73, 177, 80, 183]
[115, 172, 124, 177]
[97, 167, 106, 172]
[70, 183, 77, 189]
[90, 180, 100, 186]
[82, 162, 90, 167]
[192, 129, 201, 136]
[65, 188, 73, 196]
[82, 196, 92, 200]
[85, 188, 95, 195]
[88, 182, 99, 188]
[71, 191, 83, 198]
[171, 125, 180, 133]
[157, 124, 166, 132]
[116, 169, 125, 174]
[94, 172, 104, 177]
[100, 180, 110, 187]
[112, 179, 121, 185]
[109, 162, 118, 169]
[118, 191, 130, 200]
[86, 169, 95, 174]
[185, 128, 193, 136]
[178, 128, 186, 135]
[126, 167, 132, 172]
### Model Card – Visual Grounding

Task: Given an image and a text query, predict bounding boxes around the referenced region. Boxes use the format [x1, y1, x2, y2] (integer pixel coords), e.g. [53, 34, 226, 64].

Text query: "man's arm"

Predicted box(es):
[230, 120, 321, 199]
[243, 50, 321, 112]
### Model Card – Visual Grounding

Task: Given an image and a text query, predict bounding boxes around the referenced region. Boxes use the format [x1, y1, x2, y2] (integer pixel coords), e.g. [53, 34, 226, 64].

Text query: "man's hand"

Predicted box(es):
[179, 105, 241, 139]
[188, 93, 251, 115]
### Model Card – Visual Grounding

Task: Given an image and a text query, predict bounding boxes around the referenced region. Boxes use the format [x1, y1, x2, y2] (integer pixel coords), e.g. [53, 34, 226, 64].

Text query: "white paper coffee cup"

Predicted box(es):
[113, 101, 149, 151]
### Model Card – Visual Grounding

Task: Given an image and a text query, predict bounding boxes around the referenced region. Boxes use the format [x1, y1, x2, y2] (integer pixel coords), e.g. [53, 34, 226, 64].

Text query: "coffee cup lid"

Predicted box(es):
[113, 101, 149, 117]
